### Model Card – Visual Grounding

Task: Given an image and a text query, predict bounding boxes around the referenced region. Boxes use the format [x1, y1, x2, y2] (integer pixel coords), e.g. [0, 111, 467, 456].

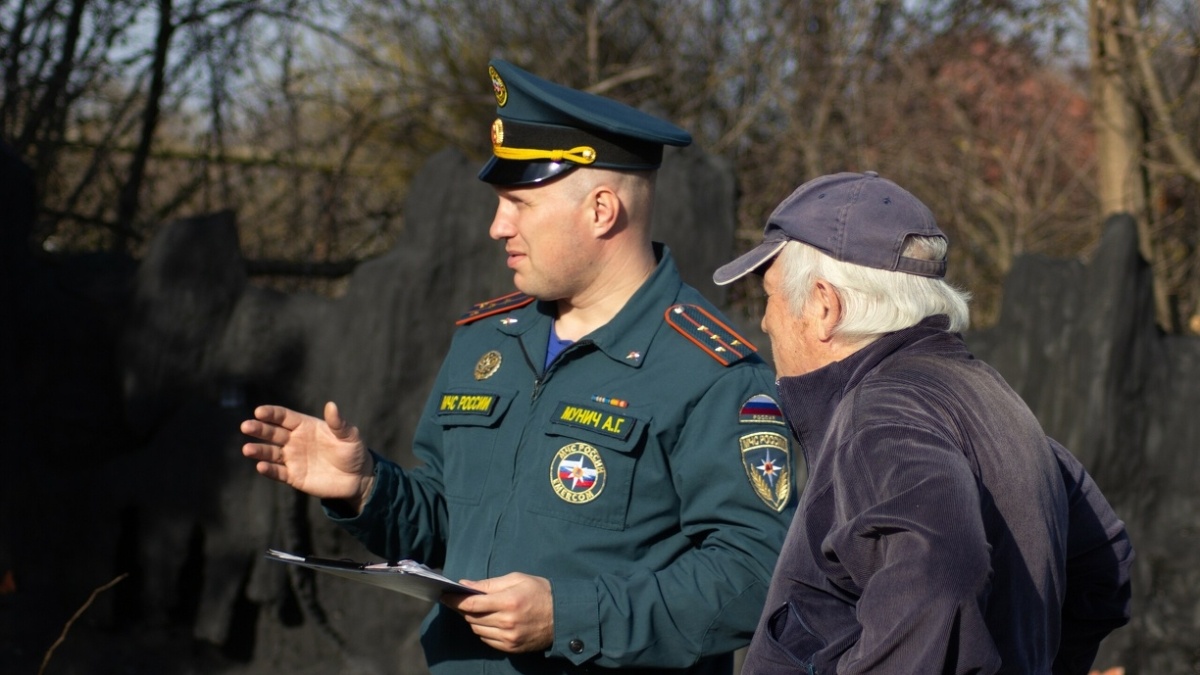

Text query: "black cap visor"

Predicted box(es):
[478, 157, 578, 186]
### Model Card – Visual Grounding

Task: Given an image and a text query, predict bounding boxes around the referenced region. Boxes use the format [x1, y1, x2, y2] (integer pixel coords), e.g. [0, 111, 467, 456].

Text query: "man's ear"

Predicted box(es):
[811, 280, 843, 342]
[589, 185, 622, 237]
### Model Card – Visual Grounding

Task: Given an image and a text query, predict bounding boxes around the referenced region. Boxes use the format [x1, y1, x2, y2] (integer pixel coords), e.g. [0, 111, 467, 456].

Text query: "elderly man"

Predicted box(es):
[241, 59, 794, 673]
[714, 172, 1134, 674]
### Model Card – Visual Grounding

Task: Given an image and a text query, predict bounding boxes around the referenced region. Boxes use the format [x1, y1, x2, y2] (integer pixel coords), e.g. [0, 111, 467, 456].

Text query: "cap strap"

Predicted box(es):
[493, 144, 597, 165]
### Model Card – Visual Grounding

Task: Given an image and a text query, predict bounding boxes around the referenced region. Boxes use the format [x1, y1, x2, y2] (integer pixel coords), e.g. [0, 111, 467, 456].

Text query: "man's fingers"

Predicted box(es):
[242, 442, 279, 462]
[444, 593, 483, 614]
[254, 460, 289, 483]
[460, 574, 514, 593]
[459, 619, 531, 654]
[241, 405, 296, 444]
[239, 419, 290, 445]
[252, 404, 291, 425]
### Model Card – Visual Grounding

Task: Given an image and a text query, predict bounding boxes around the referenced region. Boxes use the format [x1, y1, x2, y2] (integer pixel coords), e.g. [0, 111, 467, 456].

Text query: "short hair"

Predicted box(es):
[776, 235, 971, 344]
[560, 167, 656, 225]
[573, 167, 655, 200]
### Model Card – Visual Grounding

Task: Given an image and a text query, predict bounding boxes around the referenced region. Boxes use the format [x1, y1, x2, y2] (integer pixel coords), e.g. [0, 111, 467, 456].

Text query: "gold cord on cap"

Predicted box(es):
[492, 145, 597, 165]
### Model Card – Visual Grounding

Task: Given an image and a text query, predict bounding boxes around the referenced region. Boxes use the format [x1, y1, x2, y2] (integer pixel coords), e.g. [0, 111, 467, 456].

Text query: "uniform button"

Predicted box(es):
[568, 638, 584, 654]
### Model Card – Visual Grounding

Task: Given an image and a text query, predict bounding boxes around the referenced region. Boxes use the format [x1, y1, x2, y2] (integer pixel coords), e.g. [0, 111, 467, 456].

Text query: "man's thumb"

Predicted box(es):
[324, 401, 352, 438]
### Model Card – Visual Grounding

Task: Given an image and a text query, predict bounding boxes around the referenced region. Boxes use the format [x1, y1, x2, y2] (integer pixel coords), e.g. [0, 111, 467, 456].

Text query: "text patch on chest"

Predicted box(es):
[438, 393, 498, 415]
[553, 402, 634, 441]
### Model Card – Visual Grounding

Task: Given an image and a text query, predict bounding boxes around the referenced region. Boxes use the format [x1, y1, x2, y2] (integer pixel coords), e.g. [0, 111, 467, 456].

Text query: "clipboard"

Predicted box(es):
[264, 548, 482, 603]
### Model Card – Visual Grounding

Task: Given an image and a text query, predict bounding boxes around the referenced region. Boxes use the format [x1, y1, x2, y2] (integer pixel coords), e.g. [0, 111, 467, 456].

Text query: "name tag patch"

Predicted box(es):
[553, 402, 633, 440]
[438, 393, 498, 415]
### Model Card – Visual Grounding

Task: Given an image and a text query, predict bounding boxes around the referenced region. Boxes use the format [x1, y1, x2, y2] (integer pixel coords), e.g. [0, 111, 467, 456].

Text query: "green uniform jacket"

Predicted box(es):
[331, 247, 795, 673]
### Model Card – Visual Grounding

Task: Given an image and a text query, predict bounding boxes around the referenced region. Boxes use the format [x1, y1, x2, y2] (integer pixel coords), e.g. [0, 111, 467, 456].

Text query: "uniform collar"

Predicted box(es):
[497, 243, 682, 369]
[775, 315, 960, 457]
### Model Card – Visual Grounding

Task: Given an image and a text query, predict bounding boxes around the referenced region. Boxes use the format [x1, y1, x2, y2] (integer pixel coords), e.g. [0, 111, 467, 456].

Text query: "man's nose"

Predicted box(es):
[488, 206, 511, 240]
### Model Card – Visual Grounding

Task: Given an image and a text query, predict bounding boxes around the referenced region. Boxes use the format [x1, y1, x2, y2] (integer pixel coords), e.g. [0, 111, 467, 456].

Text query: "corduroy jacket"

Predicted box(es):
[742, 317, 1133, 675]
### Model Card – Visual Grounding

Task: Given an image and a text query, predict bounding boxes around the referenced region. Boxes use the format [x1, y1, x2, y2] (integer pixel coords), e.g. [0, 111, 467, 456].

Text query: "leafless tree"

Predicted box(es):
[1091, 0, 1200, 331]
[5, 0, 1198, 325]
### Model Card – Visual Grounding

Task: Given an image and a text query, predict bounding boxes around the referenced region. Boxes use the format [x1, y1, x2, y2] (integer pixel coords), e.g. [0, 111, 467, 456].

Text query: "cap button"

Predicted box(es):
[864, 170, 879, 177]
[568, 638, 585, 654]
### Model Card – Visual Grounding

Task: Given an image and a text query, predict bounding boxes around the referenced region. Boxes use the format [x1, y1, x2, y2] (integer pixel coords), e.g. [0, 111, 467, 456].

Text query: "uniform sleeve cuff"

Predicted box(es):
[547, 577, 600, 665]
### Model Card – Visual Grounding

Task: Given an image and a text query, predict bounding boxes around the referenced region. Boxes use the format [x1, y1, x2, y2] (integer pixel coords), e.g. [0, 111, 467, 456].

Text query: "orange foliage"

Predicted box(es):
[933, 34, 1093, 188]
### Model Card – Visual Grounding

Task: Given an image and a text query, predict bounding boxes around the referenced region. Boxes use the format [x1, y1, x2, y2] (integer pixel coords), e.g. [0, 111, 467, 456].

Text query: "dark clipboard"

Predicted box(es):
[264, 549, 482, 603]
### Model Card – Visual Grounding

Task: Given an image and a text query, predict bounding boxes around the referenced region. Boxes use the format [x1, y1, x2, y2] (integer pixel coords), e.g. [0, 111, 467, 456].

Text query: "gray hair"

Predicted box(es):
[776, 236, 971, 345]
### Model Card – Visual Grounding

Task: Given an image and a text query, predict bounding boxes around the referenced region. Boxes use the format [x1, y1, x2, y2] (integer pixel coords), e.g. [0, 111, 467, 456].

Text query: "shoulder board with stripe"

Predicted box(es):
[456, 291, 535, 325]
[664, 304, 757, 366]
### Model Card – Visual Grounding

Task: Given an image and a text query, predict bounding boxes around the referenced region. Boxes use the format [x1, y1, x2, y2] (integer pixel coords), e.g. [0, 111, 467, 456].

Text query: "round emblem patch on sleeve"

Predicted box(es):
[740, 432, 791, 512]
[550, 443, 606, 504]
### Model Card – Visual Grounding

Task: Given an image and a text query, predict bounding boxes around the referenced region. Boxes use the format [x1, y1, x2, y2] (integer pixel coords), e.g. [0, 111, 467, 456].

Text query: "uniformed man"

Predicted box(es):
[241, 58, 794, 674]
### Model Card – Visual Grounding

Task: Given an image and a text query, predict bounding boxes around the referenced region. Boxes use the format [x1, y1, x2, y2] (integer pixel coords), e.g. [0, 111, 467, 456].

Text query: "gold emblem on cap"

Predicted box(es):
[491, 118, 505, 147]
[489, 66, 507, 107]
[474, 350, 502, 380]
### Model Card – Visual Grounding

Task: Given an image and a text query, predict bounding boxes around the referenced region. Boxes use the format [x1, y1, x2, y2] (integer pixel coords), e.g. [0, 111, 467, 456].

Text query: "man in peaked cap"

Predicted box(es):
[243, 59, 794, 673]
[715, 172, 1133, 674]
[478, 58, 691, 185]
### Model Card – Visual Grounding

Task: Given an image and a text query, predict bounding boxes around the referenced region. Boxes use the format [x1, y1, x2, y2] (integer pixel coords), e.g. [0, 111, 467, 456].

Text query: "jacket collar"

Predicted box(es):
[499, 243, 682, 370]
[775, 315, 960, 458]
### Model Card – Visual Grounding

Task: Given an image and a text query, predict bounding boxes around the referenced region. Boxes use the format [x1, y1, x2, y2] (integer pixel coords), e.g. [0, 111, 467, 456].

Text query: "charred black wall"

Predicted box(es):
[971, 216, 1200, 674]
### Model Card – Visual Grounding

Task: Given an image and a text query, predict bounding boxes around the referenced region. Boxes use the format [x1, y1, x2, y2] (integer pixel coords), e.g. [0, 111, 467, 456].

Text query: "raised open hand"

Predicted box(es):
[240, 401, 376, 511]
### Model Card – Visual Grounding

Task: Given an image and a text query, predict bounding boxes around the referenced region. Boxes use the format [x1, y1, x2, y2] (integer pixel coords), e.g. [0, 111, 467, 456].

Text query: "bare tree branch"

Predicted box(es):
[38, 574, 129, 675]
[1122, 0, 1200, 183]
[116, 0, 175, 239]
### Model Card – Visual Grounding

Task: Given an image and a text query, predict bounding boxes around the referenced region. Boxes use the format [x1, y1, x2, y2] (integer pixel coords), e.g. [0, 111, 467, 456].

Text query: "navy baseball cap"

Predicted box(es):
[713, 171, 948, 285]
[478, 59, 692, 186]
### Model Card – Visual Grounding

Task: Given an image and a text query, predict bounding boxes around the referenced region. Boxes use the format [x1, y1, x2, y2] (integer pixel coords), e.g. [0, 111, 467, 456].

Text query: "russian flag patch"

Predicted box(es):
[739, 394, 786, 426]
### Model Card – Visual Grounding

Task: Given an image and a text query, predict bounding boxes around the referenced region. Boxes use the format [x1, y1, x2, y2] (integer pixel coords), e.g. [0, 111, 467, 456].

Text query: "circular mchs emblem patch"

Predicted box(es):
[474, 350, 502, 380]
[550, 442, 606, 504]
[491, 118, 505, 147]
[489, 65, 507, 107]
